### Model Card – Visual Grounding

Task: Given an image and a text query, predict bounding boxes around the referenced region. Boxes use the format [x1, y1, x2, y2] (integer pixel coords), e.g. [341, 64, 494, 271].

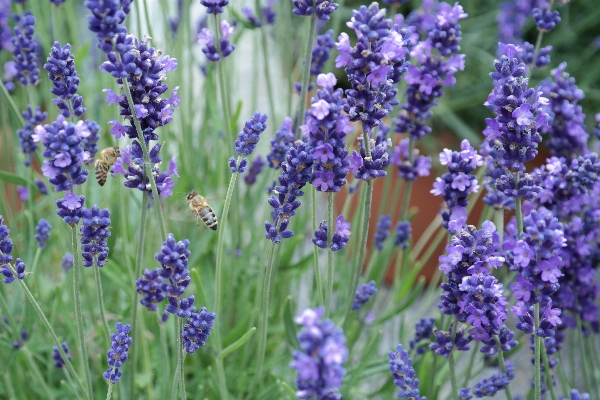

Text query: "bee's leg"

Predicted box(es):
[196, 217, 200, 234]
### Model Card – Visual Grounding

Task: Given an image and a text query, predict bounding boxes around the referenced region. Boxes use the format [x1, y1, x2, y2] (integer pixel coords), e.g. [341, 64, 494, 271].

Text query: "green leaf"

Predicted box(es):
[278, 381, 296, 399]
[220, 327, 256, 359]
[0, 170, 33, 187]
[282, 296, 299, 349]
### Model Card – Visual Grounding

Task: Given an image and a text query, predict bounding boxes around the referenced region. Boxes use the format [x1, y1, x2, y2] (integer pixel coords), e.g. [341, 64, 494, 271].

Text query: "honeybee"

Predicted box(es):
[186, 191, 218, 231]
[94, 147, 120, 186]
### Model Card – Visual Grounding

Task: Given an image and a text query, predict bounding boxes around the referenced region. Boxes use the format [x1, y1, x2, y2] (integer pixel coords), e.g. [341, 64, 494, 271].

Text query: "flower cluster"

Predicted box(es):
[290, 308, 348, 399]
[431, 140, 483, 231]
[349, 127, 393, 181]
[458, 362, 515, 399]
[429, 324, 472, 358]
[496, 0, 545, 44]
[198, 21, 236, 62]
[521, 41, 552, 69]
[85, 0, 133, 54]
[103, 36, 179, 143]
[409, 318, 435, 354]
[394, 221, 411, 249]
[292, 0, 338, 21]
[303, 73, 351, 192]
[374, 214, 392, 250]
[265, 141, 313, 243]
[267, 117, 295, 169]
[112, 142, 179, 199]
[539, 62, 588, 159]
[0, 0, 11, 52]
[391, 138, 431, 181]
[232, 111, 268, 172]
[104, 322, 132, 384]
[154, 234, 194, 318]
[480, 141, 515, 211]
[1, 216, 26, 284]
[312, 215, 351, 251]
[244, 156, 265, 185]
[44, 42, 85, 118]
[61, 252, 74, 273]
[55, 192, 85, 226]
[200, 0, 229, 15]
[35, 219, 51, 248]
[181, 307, 216, 354]
[294, 30, 336, 94]
[136, 268, 165, 312]
[533, 6, 560, 32]
[389, 344, 426, 400]
[37, 116, 90, 192]
[11, 11, 40, 86]
[352, 281, 377, 310]
[52, 342, 71, 369]
[17, 106, 46, 167]
[337, 3, 411, 133]
[395, 2, 467, 140]
[80, 206, 111, 267]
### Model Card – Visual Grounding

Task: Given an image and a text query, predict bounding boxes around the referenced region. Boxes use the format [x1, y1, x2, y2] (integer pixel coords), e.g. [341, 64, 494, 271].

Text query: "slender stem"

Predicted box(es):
[325, 192, 334, 317]
[447, 319, 459, 400]
[129, 192, 149, 398]
[171, 319, 183, 400]
[120, 74, 166, 240]
[94, 265, 111, 346]
[9, 268, 85, 397]
[462, 342, 479, 388]
[260, 28, 276, 122]
[292, 14, 317, 138]
[179, 319, 186, 400]
[213, 161, 240, 400]
[583, 333, 600, 399]
[214, 14, 233, 139]
[526, 30, 545, 81]
[540, 343, 557, 400]
[106, 383, 113, 400]
[0, 78, 25, 125]
[495, 335, 513, 400]
[555, 352, 570, 399]
[72, 227, 93, 400]
[30, 247, 42, 275]
[534, 303, 541, 400]
[576, 315, 593, 394]
[312, 187, 324, 306]
[158, 314, 171, 399]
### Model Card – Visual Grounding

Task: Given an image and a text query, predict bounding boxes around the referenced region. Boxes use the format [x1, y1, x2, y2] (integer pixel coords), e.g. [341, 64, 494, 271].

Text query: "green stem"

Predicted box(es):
[495, 335, 513, 400]
[540, 343, 557, 400]
[171, 320, 184, 400]
[213, 160, 240, 400]
[325, 192, 334, 317]
[534, 303, 541, 400]
[120, 76, 167, 241]
[0, 78, 25, 125]
[293, 14, 317, 138]
[462, 342, 479, 388]
[129, 192, 149, 399]
[260, 28, 276, 122]
[448, 319, 459, 400]
[179, 319, 186, 400]
[72, 227, 93, 400]
[583, 330, 600, 399]
[30, 247, 42, 275]
[576, 315, 593, 394]
[106, 383, 113, 400]
[8, 269, 85, 397]
[93, 265, 111, 346]
[555, 352, 570, 399]
[158, 313, 171, 399]
[312, 187, 324, 306]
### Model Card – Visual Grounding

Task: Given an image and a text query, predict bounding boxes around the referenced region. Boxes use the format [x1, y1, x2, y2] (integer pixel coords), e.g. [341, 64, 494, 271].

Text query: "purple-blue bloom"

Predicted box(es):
[155, 234, 194, 318]
[55, 192, 85, 226]
[409, 318, 435, 354]
[17, 106, 46, 167]
[85, 0, 133, 53]
[182, 307, 216, 354]
[80, 205, 111, 267]
[394, 221, 411, 249]
[136, 268, 165, 312]
[200, 0, 229, 15]
[389, 344, 426, 399]
[104, 322, 132, 384]
[11, 11, 40, 86]
[459, 362, 515, 399]
[0, 216, 26, 284]
[235, 111, 268, 156]
[61, 252, 73, 273]
[197, 21, 236, 62]
[44, 42, 85, 118]
[290, 307, 348, 399]
[35, 179, 48, 195]
[391, 138, 432, 181]
[533, 6, 560, 32]
[352, 281, 377, 310]
[311, 215, 351, 251]
[35, 219, 51, 248]
[52, 342, 71, 369]
[429, 323, 472, 358]
[292, 0, 338, 21]
[244, 156, 266, 185]
[374, 214, 391, 250]
[267, 117, 295, 169]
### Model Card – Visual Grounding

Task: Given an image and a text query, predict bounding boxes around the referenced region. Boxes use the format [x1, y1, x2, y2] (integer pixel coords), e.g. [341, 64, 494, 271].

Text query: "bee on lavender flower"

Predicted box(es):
[186, 191, 218, 231]
[94, 147, 120, 186]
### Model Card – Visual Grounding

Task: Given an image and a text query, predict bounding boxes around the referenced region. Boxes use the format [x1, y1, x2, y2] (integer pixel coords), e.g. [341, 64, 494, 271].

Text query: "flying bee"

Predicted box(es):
[186, 191, 218, 231]
[94, 147, 120, 186]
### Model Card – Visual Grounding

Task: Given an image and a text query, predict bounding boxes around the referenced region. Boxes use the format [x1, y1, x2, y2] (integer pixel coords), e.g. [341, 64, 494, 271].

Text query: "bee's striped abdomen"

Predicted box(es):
[198, 206, 218, 230]
[95, 161, 109, 186]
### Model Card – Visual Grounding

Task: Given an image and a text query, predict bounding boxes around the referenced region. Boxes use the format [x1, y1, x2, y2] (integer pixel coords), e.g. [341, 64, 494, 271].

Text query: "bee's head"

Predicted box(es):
[186, 191, 197, 201]
[114, 147, 120, 156]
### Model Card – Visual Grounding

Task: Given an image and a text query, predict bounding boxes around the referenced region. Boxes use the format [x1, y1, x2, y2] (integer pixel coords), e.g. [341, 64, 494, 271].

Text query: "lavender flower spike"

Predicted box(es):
[11, 11, 40, 86]
[17, 106, 46, 167]
[290, 307, 348, 399]
[44, 42, 85, 118]
[352, 281, 377, 310]
[155, 233, 194, 318]
[182, 307, 216, 354]
[232, 111, 268, 172]
[104, 322, 132, 384]
[389, 344, 426, 399]
[1, 216, 26, 284]
[52, 342, 72, 368]
[292, 0, 339, 21]
[80, 205, 111, 267]
[135, 268, 165, 311]
[35, 219, 51, 248]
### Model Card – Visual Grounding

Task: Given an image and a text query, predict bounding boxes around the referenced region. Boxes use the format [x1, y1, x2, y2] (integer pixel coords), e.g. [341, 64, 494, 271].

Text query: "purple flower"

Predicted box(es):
[52, 342, 71, 369]
[11, 11, 40, 86]
[234, 111, 268, 156]
[311, 215, 351, 251]
[200, 0, 229, 15]
[35, 179, 48, 195]
[155, 234, 194, 318]
[80, 206, 111, 267]
[409, 318, 435, 355]
[182, 307, 216, 354]
[56, 192, 85, 226]
[85, 0, 133, 54]
[244, 156, 265, 185]
[16, 186, 28, 202]
[35, 219, 51, 248]
[267, 117, 294, 169]
[533, 6, 560, 32]
[460, 362, 515, 399]
[429, 323, 472, 357]
[44, 42, 85, 118]
[290, 307, 347, 399]
[136, 268, 165, 312]
[391, 138, 432, 181]
[17, 106, 46, 167]
[61, 252, 73, 273]
[352, 281, 377, 310]
[103, 322, 132, 384]
[374, 214, 391, 250]
[394, 221, 411, 249]
[389, 344, 426, 399]
[292, 0, 338, 21]
[0, 216, 27, 284]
